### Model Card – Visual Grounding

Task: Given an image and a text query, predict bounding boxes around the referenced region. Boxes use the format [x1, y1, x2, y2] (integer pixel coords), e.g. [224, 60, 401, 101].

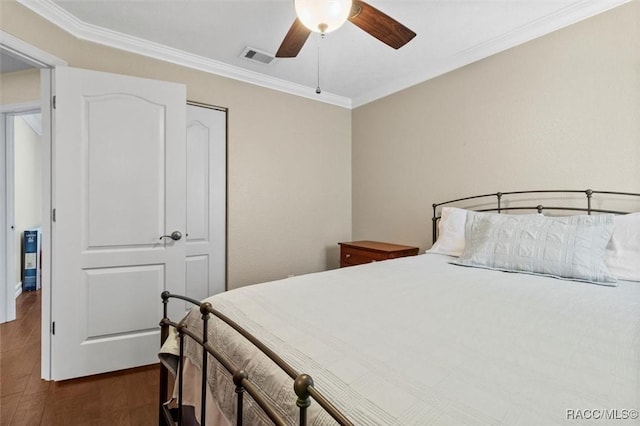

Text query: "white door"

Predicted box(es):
[51, 67, 186, 380]
[184, 104, 226, 306]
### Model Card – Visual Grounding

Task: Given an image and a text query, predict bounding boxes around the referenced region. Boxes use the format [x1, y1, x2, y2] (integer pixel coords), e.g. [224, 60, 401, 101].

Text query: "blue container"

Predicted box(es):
[23, 229, 40, 291]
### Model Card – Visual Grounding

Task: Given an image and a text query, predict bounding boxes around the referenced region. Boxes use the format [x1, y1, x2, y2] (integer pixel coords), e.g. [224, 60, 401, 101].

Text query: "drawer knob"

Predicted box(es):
[345, 253, 351, 258]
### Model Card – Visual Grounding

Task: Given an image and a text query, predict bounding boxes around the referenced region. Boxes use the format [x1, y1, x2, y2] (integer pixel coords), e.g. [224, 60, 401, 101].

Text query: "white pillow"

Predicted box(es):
[455, 212, 617, 286]
[606, 212, 640, 282]
[427, 207, 468, 257]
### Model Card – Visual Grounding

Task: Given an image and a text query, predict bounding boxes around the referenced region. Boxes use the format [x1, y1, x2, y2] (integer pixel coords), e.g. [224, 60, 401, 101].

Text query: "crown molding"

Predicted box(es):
[16, 0, 352, 109]
[351, 0, 630, 108]
[0, 29, 67, 68]
[16, 0, 628, 110]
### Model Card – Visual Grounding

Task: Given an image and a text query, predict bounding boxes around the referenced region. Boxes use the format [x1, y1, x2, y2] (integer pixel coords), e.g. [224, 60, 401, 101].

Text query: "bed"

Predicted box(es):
[159, 189, 640, 426]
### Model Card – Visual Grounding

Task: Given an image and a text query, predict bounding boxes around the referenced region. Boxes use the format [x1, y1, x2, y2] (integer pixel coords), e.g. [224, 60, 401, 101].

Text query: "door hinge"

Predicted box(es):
[52, 208, 56, 222]
[52, 96, 56, 109]
[52, 321, 56, 335]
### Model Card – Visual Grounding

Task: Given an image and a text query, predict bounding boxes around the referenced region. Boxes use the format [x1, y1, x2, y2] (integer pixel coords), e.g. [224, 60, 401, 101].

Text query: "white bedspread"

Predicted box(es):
[166, 254, 640, 425]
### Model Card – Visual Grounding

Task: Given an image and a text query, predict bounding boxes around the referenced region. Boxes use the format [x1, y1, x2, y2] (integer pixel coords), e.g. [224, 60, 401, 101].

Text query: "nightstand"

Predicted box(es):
[338, 241, 420, 268]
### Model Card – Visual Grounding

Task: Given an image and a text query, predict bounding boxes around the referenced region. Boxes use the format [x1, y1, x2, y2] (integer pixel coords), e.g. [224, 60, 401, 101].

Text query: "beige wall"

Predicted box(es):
[352, 1, 640, 251]
[14, 115, 42, 286]
[0, 1, 352, 289]
[0, 69, 41, 105]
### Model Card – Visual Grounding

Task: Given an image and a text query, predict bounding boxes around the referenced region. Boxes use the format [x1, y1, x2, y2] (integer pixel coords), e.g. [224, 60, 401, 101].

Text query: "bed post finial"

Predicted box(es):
[497, 192, 502, 213]
[160, 291, 171, 323]
[536, 205, 543, 214]
[200, 302, 212, 317]
[233, 369, 248, 387]
[233, 369, 249, 424]
[585, 189, 593, 215]
[294, 373, 314, 425]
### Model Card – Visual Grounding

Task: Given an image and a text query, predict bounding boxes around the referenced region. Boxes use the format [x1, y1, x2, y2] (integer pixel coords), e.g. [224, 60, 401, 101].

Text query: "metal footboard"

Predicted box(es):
[159, 291, 353, 426]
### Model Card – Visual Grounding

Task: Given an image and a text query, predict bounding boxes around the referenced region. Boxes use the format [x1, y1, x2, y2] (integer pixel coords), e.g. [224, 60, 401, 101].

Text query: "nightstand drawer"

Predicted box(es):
[338, 241, 419, 268]
[341, 246, 388, 266]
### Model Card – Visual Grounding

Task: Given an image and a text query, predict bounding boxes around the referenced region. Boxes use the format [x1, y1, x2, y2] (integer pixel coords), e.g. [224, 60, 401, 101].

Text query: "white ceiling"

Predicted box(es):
[17, 0, 628, 108]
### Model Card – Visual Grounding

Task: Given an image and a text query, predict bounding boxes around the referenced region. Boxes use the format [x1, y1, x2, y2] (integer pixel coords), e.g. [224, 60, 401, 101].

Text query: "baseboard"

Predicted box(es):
[15, 281, 22, 299]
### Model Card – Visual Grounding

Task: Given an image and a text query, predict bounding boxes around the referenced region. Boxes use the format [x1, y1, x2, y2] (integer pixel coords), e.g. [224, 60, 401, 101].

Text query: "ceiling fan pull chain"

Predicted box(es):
[316, 33, 323, 94]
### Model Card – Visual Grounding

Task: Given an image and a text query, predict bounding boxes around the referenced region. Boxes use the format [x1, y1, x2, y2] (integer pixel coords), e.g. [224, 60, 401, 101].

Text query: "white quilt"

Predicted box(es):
[164, 254, 640, 425]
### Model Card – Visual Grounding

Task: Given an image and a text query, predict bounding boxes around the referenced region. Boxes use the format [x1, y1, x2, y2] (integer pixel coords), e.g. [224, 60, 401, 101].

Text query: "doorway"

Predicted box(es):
[1, 42, 44, 324]
[1, 30, 66, 379]
[5, 110, 43, 304]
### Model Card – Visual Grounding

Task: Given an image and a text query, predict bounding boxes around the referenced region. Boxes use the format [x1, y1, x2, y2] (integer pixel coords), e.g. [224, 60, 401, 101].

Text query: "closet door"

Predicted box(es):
[184, 103, 226, 306]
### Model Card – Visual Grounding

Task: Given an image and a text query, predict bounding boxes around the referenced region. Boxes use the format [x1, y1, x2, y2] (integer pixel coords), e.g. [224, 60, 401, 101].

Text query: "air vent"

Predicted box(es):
[240, 47, 275, 65]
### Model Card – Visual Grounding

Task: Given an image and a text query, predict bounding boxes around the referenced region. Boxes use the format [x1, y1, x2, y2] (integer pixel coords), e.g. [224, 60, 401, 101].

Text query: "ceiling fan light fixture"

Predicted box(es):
[294, 0, 353, 34]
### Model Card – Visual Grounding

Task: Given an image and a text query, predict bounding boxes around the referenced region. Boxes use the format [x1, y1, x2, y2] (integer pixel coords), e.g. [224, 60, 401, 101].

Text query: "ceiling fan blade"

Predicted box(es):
[276, 18, 312, 58]
[349, 0, 416, 49]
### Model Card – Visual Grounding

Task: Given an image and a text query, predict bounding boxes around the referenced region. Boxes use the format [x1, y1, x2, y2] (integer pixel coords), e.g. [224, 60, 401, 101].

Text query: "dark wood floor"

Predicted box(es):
[1, 290, 159, 425]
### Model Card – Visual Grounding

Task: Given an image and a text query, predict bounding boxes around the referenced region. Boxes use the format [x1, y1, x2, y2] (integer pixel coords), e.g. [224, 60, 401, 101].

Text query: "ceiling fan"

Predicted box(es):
[276, 0, 416, 58]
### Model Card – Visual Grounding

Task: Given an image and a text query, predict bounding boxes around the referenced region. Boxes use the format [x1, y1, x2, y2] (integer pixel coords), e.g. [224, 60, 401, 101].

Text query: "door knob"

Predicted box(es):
[160, 231, 182, 241]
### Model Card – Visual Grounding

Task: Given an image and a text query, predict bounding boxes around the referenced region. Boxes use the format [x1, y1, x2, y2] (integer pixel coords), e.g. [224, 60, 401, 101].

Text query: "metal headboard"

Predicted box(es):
[432, 189, 640, 244]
